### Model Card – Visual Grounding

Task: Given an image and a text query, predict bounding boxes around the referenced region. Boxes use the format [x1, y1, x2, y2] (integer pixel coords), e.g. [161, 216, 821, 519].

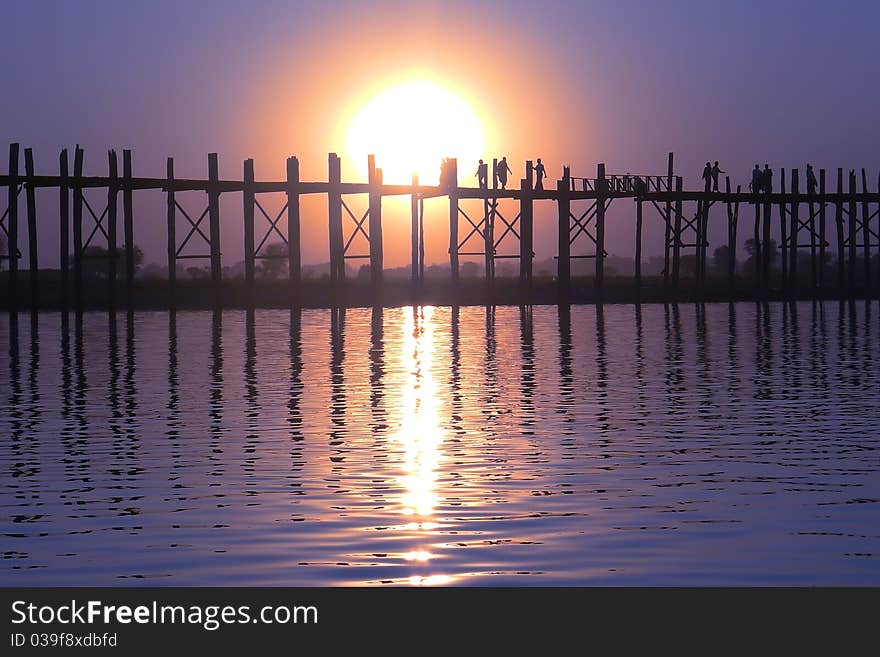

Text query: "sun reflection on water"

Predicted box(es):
[396, 306, 452, 584]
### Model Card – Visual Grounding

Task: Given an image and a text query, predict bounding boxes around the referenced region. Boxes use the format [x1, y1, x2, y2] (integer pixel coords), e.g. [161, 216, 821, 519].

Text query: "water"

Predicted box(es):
[1, 302, 878, 586]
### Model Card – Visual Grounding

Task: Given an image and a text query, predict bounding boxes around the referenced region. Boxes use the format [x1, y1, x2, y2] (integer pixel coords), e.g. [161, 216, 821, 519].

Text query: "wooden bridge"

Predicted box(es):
[1, 144, 878, 308]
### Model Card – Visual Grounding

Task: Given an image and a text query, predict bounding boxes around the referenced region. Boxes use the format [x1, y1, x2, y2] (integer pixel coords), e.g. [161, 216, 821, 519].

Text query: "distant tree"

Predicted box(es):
[260, 242, 289, 279]
[679, 254, 697, 277]
[73, 244, 143, 278]
[186, 266, 210, 280]
[713, 245, 733, 272]
[743, 238, 779, 276]
[460, 261, 480, 278]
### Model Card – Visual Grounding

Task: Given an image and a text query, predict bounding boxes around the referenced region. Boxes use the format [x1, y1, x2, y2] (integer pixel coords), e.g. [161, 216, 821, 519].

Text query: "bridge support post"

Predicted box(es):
[448, 157, 459, 285]
[122, 149, 134, 300]
[520, 160, 534, 290]
[557, 167, 570, 298]
[635, 178, 643, 291]
[72, 146, 84, 307]
[207, 153, 222, 293]
[59, 149, 69, 307]
[24, 147, 38, 306]
[368, 155, 383, 289]
[7, 143, 19, 309]
[328, 153, 344, 285]
[286, 156, 301, 295]
[861, 169, 871, 291]
[595, 162, 606, 296]
[410, 173, 419, 286]
[166, 157, 176, 294]
[778, 169, 787, 290]
[243, 158, 256, 299]
[848, 171, 857, 292]
[835, 168, 845, 290]
[663, 152, 673, 287]
[818, 169, 826, 290]
[107, 149, 118, 308]
[672, 175, 682, 290]
[790, 169, 799, 293]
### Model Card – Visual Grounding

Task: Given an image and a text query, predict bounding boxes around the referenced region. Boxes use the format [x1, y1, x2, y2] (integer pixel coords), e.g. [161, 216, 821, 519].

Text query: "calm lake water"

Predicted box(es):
[1, 302, 879, 585]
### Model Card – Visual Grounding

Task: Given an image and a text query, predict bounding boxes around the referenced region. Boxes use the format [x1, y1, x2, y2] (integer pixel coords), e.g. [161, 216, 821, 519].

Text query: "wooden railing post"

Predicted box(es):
[207, 153, 221, 289]
[243, 158, 256, 292]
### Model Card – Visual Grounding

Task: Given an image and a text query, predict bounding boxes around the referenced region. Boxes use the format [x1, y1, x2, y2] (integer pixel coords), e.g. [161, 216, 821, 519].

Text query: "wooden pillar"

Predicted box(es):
[410, 173, 419, 284]
[835, 168, 845, 290]
[725, 177, 737, 292]
[328, 153, 344, 284]
[789, 169, 799, 292]
[779, 168, 788, 290]
[166, 157, 176, 290]
[72, 146, 84, 306]
[207, 153, 221, 287]
[557, 167, 571, 296]
[448, 157, 459, 284]
[59, 149, 69, 306]
[286, 156, 301, 289]
[762, 184, 772, 289]
[243, 158, 255, 291]
[818, 169, 826, 289]
[520, 160, 534, 288]
[367, 155, 383, 287]
[595, 162, 606, 293]
[848, 171, 857, 292]
[808, 171, 817, 290]
[122, 149, 134, 295]
[635, 176, 643, 289]
[107, 149, 118, 305]
[663, 152, 673, 286]
[7, 143, 19, 307]
[484, 159, 496, 285]
[418, 196, 425, 283]
[861, 169, 871, 291]
[24, 148, 38, 305]
[671, 175, 682, 289]
[753, 190, 762, 288]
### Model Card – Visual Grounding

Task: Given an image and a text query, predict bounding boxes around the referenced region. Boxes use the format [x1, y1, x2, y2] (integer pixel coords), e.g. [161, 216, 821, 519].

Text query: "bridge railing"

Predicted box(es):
[567, 174, 670, 193]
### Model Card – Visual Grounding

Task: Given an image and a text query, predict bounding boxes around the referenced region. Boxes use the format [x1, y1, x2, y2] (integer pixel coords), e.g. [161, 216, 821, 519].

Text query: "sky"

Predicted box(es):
[3, 0, 879, 270]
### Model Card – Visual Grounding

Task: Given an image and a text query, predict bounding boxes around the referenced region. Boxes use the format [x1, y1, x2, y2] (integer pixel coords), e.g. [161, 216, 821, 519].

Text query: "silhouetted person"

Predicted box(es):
[701, 162, 712, 190]
[534, 158, 547, 191]
[475, 159, 488, 188]
[496, 156, 512, 189]
[751, 164, 762, 194]
[633, 175, 647, 196]
[806, 164, 818, 195]
[762, 164, 773, 194]
[711, 161, 724, 192]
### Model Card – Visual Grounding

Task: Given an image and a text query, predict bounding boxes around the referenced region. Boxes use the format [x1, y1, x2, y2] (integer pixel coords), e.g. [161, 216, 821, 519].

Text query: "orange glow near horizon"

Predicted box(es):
[345, 80, 486, 185]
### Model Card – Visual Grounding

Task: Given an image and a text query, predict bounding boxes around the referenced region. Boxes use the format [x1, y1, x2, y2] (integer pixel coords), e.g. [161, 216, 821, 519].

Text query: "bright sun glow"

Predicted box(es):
[346, 80, 485, 185]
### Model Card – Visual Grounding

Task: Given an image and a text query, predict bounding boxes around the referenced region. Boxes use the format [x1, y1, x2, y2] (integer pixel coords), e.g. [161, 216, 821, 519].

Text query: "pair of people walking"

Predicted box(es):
[474, 157, 548, 190]
[702, 161, 725, 192]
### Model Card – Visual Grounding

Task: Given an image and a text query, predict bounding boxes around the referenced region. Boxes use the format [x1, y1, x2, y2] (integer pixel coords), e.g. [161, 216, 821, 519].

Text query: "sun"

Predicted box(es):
[346, 80, 485, 185]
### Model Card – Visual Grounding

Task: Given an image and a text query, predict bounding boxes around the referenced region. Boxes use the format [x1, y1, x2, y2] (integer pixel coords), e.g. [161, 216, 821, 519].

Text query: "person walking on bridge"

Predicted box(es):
[701, 162, 712, 191]
[475, 159, 488, 188]
[534, 158, 547, 191]
[806, 164, 818, 195]
[751, 164, 762, 194]
[762, 164, 773, 194]
[496, 156, 512, 190]
[711, 161, 725, 192]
